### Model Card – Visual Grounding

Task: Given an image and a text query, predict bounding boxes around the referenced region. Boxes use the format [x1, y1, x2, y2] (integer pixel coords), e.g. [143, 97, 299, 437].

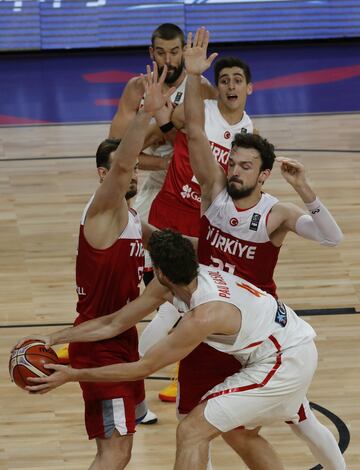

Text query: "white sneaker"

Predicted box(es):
[140, 409, 158, 425]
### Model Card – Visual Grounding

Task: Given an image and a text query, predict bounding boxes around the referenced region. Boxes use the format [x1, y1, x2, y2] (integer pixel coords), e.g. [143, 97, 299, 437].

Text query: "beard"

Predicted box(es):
[158, 60, 184, 85]
[125, 181, 137, 200]
[226, 179, 257, 200]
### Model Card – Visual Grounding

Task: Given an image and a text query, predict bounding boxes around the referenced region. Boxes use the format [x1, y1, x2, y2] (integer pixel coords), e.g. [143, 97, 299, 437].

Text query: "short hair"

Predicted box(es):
[95, 138, 121, 170]
[151, 23, 185, 47]
[231, 133, 276, 171]
[214, 56, 252, 85]
[148, 229, 199, 285]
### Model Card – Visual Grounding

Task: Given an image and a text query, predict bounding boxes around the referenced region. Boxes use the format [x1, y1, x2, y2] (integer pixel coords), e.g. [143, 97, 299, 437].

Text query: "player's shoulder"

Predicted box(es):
[123, 76, 145, 96]
[199, 76, 218, 99]
[269, 201, 302, 223]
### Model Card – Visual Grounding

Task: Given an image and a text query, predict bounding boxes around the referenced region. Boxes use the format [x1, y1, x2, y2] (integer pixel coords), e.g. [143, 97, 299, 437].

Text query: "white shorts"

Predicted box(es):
[202, 339, 318, 432]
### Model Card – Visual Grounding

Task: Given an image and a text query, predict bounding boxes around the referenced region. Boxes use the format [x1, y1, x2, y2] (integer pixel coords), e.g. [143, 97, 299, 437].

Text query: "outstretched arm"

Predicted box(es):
[92, 63, 175, 215]
[184, 27, 227, 211]
[25, 305, 221, 393]
[15, 278, 169, 350]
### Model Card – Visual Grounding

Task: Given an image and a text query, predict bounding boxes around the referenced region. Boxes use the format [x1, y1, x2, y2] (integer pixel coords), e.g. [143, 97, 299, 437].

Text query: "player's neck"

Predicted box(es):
[233, 191, 262, 210]
[167, 70, 186, 90]
[217, 101, 245, 125]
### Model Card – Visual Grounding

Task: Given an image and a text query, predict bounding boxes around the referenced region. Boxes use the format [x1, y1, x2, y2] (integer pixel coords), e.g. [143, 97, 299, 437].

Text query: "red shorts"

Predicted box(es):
[148, 192, 200, 237]
[69, 328, 145, 439]
[83, 396, 147, 440]
[178, 342, 241, 415]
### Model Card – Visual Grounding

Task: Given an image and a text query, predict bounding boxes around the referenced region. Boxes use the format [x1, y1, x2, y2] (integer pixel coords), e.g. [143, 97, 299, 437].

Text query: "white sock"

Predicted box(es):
[206, 442, 214, 470]
[289, 399, 346, 470]
[139, 301, 181, 356]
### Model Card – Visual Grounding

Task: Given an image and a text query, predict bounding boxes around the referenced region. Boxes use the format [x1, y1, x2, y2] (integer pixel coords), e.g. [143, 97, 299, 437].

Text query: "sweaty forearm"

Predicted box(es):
[50, 314, 120, 346]
[70, 359, 150, 383]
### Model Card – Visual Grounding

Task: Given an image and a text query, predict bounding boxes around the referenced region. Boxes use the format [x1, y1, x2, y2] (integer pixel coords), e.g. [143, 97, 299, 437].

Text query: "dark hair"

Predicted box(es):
[95, 138, 121, 170]
[148, 229, 199, 285]
[151, 23, 185, 47]
[231, 133, 276, 171]
[214, 56, 252, 85]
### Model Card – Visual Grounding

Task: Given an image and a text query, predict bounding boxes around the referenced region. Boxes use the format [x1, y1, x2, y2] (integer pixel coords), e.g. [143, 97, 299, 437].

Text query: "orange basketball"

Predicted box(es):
[9, 340, 59, 390]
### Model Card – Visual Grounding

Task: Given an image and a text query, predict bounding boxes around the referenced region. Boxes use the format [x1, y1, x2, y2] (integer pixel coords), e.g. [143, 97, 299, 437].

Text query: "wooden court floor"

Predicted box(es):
[0, 113, 359, 469]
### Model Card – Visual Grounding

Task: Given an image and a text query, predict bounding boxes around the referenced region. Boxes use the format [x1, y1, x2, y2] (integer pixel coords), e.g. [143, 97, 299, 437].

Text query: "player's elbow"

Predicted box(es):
[320, 230, 344, 247]
[186, 125, 206, 142]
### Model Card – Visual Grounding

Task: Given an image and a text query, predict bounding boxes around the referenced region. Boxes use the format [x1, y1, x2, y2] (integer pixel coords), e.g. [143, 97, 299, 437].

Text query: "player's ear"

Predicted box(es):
[149, 46, 154, 60]
[97, 167, 108, 183]
[259, 168, 271, 184]
[247, 82, 253, 96]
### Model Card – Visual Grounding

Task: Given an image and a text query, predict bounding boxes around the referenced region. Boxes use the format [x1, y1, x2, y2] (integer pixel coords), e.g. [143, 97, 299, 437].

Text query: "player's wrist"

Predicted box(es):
[293, 182, 316, 203]
[159, 121, 175, 133]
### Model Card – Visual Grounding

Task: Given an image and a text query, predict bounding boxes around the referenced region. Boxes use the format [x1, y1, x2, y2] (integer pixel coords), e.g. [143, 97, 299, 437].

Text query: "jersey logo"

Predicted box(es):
[174, 91, 183, 105]
[249, 213, 261, 231]
[241, 127, 248, 134]
[180, 184, 201, 202]
[224, 130, 231, 139]
[275, 301, 287, 327]
[229, 217, 238, 227]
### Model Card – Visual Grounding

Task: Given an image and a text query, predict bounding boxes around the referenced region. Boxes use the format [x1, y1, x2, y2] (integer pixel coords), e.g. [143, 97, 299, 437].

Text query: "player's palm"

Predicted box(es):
[142, 63, 175, 115]
[185, 27, 218, 75]
[185, 46, 209, 75]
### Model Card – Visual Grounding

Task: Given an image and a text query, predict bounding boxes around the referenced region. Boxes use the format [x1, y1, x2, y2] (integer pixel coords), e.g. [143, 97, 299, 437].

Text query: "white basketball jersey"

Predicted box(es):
[172, 265, 315, 363]
[204, 100, 253, 167]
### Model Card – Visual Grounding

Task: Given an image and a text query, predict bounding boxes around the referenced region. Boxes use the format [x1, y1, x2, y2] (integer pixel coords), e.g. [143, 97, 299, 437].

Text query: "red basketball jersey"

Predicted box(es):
[148, 101, 253, 235]
[198, 189, 280, 297]
[70, 200, 145, 401]
[75, 207, 144, 322]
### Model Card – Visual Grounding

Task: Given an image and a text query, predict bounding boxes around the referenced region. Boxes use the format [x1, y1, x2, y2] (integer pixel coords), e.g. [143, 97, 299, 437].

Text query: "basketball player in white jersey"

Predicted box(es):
[182, 27, 346, 469]
[20, 230, 319, 470]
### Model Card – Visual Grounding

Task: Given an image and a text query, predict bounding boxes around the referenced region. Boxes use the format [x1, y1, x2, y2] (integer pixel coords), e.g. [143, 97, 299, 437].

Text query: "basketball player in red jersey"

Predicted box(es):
[140, 46, 255, 403]
[182, 27, 345, 470]
[57, 64, 172, 470]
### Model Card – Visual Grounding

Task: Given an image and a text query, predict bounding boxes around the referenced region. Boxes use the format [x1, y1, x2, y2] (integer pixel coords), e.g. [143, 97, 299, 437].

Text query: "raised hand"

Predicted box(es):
[142, 62, 176, 115]
[25, 363, 73, 394]
[276, 157, 307, 188]
[184, 26, 218, 75]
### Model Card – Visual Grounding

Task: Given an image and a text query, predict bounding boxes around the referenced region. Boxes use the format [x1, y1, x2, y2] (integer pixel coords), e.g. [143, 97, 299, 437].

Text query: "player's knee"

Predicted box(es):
[222, 426, 261, 449]
[95, 433, 132, 470]
[96, 448, 131, 470]
[176, 414, 206, 447]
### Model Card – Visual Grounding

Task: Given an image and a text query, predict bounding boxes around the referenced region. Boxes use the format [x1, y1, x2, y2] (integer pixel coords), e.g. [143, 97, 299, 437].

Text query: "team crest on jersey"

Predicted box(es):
[229, 217, 238, 227]
[241, 127, 248, 134]
[224, 130, 231, 139]
[249, 213, 261, 231]
[275, 301, 287, 327]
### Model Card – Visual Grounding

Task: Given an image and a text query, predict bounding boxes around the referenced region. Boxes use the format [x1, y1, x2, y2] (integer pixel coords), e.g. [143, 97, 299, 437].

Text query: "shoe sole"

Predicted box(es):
[158, 395, 176, 403]
[140, 418, 158, 425]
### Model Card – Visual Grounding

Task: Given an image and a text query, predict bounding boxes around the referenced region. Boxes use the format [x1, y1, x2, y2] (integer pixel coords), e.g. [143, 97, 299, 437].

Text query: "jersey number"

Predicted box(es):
[210, 256, 235, 274]
[236, 282, 265, 298]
